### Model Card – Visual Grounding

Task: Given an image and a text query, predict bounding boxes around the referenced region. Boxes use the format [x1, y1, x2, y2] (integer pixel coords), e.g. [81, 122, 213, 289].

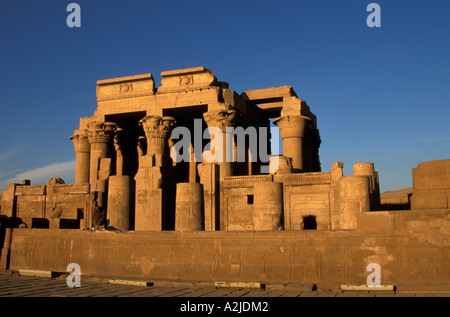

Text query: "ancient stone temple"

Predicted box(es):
[57, 66, 330, 232]
[0, 67, 449, 291]
[64, 66, 380, 232]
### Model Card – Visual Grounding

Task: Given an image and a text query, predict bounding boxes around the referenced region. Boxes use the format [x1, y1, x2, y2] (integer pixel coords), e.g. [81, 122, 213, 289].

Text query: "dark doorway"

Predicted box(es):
[302, 215, 317, 230]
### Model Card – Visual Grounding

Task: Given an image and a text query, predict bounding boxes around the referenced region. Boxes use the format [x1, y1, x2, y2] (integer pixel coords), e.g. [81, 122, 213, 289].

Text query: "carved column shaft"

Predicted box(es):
[273, 115, 311, 173]
[203, 109, 236, 179]
[87, 122, 116, 186]
[135, 115, 176, 231]
[70, 132, 90, 184]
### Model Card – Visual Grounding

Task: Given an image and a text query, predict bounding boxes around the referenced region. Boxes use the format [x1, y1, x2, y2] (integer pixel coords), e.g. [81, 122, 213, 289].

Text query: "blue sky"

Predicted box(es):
[0, 0, 449, 192]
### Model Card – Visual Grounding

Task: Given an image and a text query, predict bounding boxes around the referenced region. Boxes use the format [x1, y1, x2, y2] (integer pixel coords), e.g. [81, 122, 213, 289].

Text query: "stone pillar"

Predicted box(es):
[353, 162, 380, 211]
[107, 175, 131, 231]
[87, 121, 116, 188]
[175, 183, 203, 231]
[253, 182, 283, 230]
[70, 132, 90, 184]
[87, 121, 116, 230]
[203, 109, 236, 180]
[202, 109, 236, 232]
[338, 176, 370, 229]
[273, 115, 311, 173]
[135, 115, 176, 231]
[353, 162, 375, 186]
[198, 162, 219, 231]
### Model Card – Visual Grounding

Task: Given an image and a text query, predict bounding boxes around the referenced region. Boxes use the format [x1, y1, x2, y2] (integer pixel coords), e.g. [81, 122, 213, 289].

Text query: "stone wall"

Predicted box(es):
[0, 182, 89, 229]
[5, 209, 450, 290]
[411, 160, 450, 210]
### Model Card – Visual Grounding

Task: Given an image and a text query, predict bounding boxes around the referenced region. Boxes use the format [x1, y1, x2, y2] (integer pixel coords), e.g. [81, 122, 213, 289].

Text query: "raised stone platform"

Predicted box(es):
[6, 208, 450, 291]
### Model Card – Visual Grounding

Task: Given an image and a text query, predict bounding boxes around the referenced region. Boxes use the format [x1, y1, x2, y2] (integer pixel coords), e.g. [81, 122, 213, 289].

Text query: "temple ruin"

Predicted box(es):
[0, 67, 449, 291]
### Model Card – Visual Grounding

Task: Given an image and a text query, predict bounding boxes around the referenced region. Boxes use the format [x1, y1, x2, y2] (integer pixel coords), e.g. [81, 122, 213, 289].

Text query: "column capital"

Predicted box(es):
[139, 115, 176, 140]
[69, 131, 90, 153]
[273, 115, 311, 139]
[203, 110, 236, 132]
[87, 121, 117, 144]
[139, 115, 176, 166]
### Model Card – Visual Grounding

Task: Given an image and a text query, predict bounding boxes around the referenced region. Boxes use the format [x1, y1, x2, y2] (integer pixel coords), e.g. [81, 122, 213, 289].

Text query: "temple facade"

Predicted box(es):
[1, 67, 449, 290]
[0, 67, 380, 232]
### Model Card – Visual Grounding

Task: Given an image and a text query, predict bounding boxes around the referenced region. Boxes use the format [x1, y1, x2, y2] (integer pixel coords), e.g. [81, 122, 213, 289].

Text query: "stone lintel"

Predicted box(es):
[96, 74, 155, 101]
[160, 66, 210, 77]
[240, 86, 297, 103]
[158, 66, 217, 93]
[95, 87, 221, 116]
[97, 73, 154, 86]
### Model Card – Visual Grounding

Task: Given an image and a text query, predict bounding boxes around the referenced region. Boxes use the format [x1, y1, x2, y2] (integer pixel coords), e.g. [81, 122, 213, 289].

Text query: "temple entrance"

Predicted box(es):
[105, 111, 146, 178]
[163, 105, 208, 184]
[104, 111, 146, 230]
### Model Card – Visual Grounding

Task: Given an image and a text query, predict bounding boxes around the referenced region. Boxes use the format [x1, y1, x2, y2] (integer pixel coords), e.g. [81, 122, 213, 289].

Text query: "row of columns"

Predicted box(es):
[70, 110, 318, 232]
[70, 113, 316, 187]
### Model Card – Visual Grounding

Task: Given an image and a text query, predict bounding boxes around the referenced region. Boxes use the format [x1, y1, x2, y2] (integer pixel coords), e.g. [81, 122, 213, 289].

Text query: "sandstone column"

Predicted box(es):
[87, 121, 116, 189]
[70, 132, 90, 184]
[106, 128, 132, 232]
[253, 182, 283, 230]
[202, 109, 236, 232]
[134, 115, 175, 231]
[198, 162, 219, 231]
[87, 121, 116, 229]
[107, 175, 131, 231]
[273, 115, 311, 173]
[203, 109, 236, 180]
[338, 176, 370, 229]
[175, 183, 203, 231]
[353, 162, 380, 211]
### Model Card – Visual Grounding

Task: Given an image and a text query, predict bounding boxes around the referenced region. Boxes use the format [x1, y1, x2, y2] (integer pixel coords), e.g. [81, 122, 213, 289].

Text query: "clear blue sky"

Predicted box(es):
[0, 0, 449, 192]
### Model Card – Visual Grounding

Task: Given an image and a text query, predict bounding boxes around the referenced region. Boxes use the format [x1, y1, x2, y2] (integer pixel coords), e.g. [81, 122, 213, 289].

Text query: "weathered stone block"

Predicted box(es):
[96, 74, 155, 101]
[411, 190, 448, 210]
[158, 67, 217, 93]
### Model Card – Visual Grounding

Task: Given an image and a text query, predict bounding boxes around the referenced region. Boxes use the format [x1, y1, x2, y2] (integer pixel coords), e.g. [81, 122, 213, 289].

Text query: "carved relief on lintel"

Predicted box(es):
[158, 67, 218, 93]
[96, 74, 155, 101]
